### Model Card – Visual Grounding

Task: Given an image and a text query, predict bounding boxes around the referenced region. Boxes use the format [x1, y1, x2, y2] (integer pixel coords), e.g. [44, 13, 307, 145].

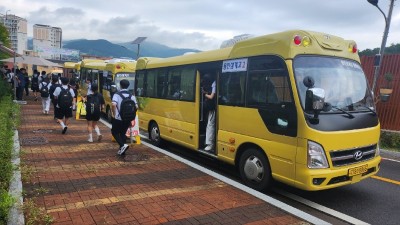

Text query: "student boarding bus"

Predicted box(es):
[102, 60, 136, 122]
[135, 30, 381, 191]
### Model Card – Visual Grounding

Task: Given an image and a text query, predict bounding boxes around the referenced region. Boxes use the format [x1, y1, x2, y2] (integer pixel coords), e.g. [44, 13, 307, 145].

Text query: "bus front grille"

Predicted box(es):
[330, 144, 377, 167]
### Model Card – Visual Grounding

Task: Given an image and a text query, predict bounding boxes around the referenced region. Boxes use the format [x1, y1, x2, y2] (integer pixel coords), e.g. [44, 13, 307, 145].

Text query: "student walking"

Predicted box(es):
[111, 79, 138, 155]
[53, 77, 75, 134]
[31, 70, 40, 101]
[39, 77, 51, 114]
[85, 84, 105, 142]
[49, 76, 61, 119]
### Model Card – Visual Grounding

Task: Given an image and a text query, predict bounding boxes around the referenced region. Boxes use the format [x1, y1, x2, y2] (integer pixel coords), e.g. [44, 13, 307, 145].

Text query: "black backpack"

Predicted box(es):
[86, 94, 101, 117]
[117, 92, 137, 122]
[31, 75, 39, 88]
[49, 83, 61, 100]
[58, 87, 73, 109]
[40, 82, 49, 98]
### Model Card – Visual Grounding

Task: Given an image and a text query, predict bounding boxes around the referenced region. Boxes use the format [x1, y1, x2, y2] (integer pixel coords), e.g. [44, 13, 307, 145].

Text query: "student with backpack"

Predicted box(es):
[85, 84, 105, 142]
[49, 76, 61, 120]
[53, 77, 75, 134]
[31, 70, 40, 101]
[39, 77, 51, 114]
[111, 79, 138, 155]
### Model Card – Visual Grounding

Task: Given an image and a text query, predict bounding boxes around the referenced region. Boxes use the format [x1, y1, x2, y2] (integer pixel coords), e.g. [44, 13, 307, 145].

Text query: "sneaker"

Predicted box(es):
[45, 110, 48, 115]
[43, 110, 46, 114]
[62, 126, 68, 134]
[97, 134, 102, 142]
[117, 144, 129, 155]
[204, 145, 214, 151]
[88, 138, 93, 143]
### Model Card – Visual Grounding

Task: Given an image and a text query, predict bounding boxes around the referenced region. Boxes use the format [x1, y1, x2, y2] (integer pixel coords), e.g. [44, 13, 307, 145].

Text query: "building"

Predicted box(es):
[33, 24, 62, 60]
[0, 14, 28, 55]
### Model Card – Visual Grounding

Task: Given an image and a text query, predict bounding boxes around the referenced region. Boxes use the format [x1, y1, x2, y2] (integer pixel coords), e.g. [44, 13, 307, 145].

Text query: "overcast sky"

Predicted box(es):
[1, 0, 399, 51]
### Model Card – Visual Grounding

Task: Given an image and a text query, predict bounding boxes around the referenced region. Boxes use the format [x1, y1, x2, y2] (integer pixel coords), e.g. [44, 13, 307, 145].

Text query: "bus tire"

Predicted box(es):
[106, 107, 113, 123]
[149, 122, 162, 147]
[239, 148, 272, 191]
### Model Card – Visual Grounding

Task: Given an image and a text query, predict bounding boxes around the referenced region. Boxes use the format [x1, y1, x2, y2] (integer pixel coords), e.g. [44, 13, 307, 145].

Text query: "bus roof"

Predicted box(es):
[64, 62, 79, 69]
[80, 59, 105, 68]
[81, 61, 107, 70]
[136, 30, 360, 70]
[105, 61, 136, 73]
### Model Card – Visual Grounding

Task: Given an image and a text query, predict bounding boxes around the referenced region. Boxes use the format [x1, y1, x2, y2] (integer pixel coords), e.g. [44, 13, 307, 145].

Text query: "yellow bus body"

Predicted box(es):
[135, 30, 380, 191]
[102, 61, 136, 121]
[78, 59, 107, 99]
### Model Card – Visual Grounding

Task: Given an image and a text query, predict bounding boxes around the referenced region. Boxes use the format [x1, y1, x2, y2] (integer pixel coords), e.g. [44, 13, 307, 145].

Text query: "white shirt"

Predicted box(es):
[112, 89, 137, 121]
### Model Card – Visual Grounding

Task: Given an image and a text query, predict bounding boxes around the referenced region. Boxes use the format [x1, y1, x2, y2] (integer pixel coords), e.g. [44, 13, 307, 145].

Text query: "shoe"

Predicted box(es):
[62, 126, 68, 134]
[88, 138, 93, 143]
[204, 145, 214, 151]
[43, 110, 46, 114]
[97, 134, 102, 142]
[34, 98, 38, 101]
[117, 144, 129, 155]
[45, 110, 48, 115]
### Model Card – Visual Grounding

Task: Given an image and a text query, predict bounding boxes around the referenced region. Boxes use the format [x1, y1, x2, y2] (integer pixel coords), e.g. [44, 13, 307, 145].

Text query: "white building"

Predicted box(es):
[33, 24, 62, 60]
[1, 14, 28, 55]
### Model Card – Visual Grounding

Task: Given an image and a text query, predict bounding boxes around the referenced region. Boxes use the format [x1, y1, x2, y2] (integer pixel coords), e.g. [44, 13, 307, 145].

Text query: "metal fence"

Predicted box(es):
[361, 54, 400, 131]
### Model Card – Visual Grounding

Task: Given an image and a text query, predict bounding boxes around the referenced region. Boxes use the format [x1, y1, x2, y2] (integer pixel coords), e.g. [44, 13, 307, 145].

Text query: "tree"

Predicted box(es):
[359, 43, 400, 56]
[0, 24, 11, 60]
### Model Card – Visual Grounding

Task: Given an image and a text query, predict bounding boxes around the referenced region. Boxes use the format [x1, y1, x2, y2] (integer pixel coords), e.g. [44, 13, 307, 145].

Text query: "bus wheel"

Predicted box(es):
[106, 107, 113, 123]
[239, 148, 272, 191]
[149, 122, 162, 147]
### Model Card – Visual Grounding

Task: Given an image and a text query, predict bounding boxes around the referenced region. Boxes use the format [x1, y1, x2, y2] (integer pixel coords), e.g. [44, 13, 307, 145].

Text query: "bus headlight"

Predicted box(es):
[307, 141, 329, 169]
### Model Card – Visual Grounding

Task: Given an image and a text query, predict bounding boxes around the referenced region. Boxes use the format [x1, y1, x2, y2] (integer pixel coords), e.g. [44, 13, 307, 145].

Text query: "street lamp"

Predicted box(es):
[367, 0, 395, 95]
[131, 37, 147, 60]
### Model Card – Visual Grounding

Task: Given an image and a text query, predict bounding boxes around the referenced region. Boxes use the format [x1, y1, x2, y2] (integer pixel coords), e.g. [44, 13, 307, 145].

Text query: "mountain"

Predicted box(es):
[62, 39, 200, 59]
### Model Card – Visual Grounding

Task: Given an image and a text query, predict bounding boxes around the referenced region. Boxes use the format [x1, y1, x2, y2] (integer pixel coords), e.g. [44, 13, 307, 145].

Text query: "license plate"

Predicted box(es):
[348, 165, 368, 176]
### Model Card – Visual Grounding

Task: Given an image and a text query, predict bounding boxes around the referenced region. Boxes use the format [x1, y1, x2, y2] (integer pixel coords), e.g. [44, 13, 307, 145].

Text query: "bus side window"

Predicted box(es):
[219, 71, 246, 106]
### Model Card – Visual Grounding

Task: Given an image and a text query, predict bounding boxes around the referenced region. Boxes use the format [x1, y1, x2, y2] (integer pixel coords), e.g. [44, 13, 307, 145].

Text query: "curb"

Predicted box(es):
[7, 130, 24, 225]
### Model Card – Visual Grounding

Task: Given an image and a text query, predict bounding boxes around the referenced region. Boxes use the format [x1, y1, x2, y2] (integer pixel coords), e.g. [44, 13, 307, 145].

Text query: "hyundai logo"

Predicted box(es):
[354, 151, 363, 160]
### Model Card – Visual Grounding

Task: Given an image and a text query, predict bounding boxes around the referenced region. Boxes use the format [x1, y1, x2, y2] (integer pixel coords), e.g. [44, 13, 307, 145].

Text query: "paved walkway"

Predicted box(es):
[18, 95, 310, 225]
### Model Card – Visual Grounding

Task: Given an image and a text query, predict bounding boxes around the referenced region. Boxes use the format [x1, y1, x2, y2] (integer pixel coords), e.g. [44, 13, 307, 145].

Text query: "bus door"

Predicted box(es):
[199, 70, 219, 154]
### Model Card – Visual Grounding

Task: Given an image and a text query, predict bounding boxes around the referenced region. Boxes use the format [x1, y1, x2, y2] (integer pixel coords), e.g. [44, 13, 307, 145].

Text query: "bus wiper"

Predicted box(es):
[332, 106, 354, 119]
[358, 106, 377, 116]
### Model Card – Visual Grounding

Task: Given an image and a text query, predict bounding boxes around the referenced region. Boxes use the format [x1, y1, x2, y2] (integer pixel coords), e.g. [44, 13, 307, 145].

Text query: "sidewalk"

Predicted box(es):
[18, 95, 310, 225]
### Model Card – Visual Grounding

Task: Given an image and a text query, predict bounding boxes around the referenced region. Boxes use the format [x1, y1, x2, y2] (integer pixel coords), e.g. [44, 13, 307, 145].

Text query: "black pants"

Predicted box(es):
[16, 86, 24, 100]
[25, 85, 29, 96]
[111, 119, 131, 148]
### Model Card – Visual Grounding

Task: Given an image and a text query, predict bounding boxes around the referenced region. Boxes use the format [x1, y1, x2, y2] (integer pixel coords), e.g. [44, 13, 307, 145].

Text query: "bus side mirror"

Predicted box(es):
[305, 88, 325, 111]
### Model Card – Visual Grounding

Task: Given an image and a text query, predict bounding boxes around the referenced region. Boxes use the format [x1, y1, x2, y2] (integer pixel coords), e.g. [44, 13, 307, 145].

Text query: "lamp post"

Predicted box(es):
[131, 37, 147, 60]
[368, 0, 395, 94]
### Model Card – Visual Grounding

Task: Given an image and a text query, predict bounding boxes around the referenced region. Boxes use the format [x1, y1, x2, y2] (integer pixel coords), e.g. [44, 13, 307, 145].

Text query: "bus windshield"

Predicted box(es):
[114, 72, 135, 92]
[294, 56, 374, 113]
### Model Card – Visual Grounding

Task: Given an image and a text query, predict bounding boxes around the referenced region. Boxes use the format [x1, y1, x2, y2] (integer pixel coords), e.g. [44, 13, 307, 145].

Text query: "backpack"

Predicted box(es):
[86, 94, 101, 117]
[40, 82, 50, 97]
[58, 87, 73, 109]
[49, 83, 61, 100]
[117, 92, 137, 122]
[31, 75, 39, 88]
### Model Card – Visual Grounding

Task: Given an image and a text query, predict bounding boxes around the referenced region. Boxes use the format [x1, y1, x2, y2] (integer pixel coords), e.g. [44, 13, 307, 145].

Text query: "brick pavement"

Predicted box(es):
[18, 95, 309, 225]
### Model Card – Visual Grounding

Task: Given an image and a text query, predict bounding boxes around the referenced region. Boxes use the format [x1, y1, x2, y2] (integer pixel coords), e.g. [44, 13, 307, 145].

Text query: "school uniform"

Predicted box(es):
[111, 89, 138, 154]
[39, 81, 52, 114]
[53, 85, 75, 119]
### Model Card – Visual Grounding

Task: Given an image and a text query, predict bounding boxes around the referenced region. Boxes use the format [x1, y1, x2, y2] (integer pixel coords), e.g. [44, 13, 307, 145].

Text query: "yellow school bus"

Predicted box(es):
[135, 30, 381, 191]
[78, 59, 107, 100]
[63, 62, 80, 79]
[102, 60, 136, 122]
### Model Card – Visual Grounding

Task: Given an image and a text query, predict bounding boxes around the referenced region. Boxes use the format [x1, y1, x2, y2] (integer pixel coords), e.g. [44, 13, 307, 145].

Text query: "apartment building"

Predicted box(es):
[33, 24, 62, 60]
[1, 14, 28, 55]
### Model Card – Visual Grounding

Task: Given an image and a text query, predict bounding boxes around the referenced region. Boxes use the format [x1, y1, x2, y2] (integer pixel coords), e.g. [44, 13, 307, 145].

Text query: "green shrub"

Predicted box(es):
[380, 130, 400, 151]
[0, 79, 18, 225]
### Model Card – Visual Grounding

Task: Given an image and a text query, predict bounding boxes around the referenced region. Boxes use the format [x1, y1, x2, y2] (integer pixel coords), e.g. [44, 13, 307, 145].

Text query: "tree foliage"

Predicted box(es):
[359, 43, 400, 56]
[0, 24, 11, 60]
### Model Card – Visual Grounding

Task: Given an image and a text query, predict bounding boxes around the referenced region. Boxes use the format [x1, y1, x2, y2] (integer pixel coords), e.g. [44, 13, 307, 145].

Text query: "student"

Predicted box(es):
[202, 73, 216, 152]
[24, 70, 30, 97]
[15, 68, 25, 100]
[53, 77, 76, 134]
[111, 79, 138, 155]
[85, 83, 105, 142]
[39, 77, 51, 114]
[31, 70, 40, 101]
[49, 76, 61, 120]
